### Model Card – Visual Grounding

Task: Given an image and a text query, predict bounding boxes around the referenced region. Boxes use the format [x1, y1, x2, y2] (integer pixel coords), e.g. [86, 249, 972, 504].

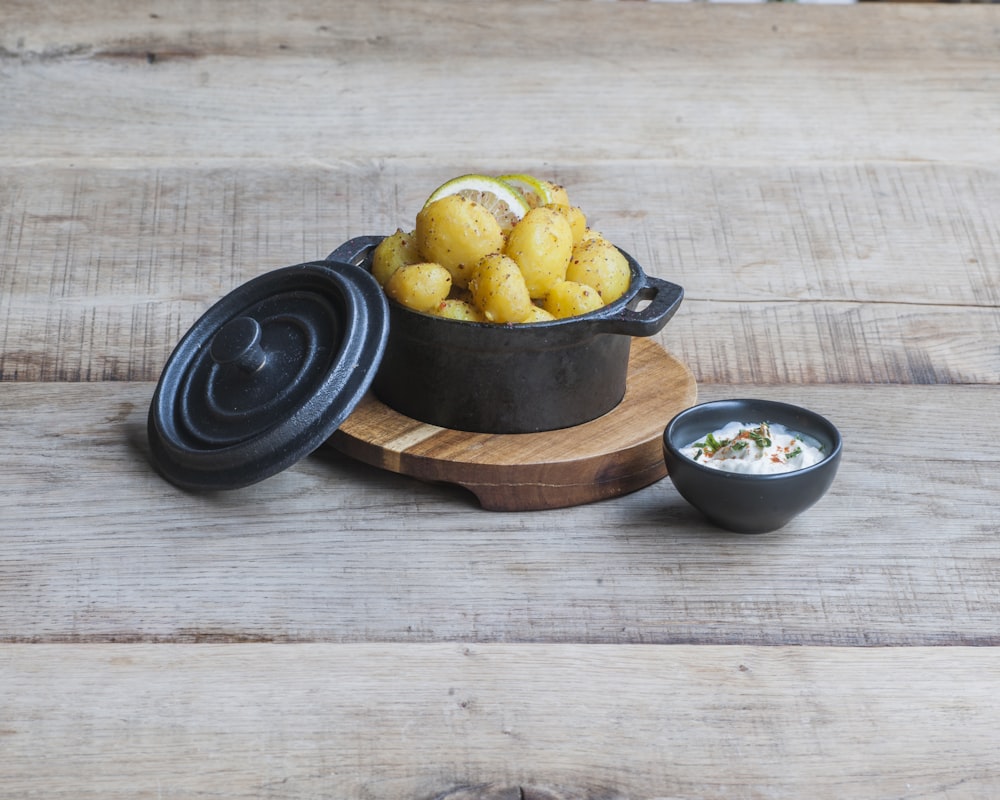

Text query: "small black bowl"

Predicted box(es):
[662, 399, 842, 533]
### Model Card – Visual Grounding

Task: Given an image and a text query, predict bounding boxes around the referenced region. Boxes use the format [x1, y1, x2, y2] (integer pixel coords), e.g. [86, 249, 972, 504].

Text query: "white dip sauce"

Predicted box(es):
[682, 421, 824, 474]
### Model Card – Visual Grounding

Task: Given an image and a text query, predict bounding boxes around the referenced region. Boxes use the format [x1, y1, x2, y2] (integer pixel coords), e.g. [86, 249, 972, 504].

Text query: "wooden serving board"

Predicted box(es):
[328, 339, 697, 511]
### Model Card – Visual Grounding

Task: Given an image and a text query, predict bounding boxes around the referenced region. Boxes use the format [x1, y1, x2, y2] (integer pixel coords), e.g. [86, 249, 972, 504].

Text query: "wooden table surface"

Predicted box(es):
[2, 1, 999, 797]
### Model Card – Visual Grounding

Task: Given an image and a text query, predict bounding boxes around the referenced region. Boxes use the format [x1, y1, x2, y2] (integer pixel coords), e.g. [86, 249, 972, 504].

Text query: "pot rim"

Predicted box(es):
[325, 235, 683, 338]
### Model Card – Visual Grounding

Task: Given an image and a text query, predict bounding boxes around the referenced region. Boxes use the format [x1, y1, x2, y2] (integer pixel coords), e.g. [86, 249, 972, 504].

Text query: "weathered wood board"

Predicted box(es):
[2, 381, 997, 647]
[1, 3, 998, 164]
[2, 643, 999, 800]
[2, 163, 998, 385]
[3, 2, 1000, 797]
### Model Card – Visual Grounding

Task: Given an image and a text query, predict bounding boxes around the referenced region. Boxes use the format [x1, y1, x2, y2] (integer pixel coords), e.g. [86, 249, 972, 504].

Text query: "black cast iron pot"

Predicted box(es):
[326, 236, 684, 434]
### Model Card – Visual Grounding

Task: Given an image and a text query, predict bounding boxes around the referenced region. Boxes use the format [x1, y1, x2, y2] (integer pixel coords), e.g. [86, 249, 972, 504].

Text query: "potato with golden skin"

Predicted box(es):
[565, 236, 631, 304]
[524, 304, 556, 323]
[541, 180, 570, 206]
[469, 253, 534, 324]
[544, 203, 587, 247]
[432, 298, 484, 322]
[415, 195, 504, 288]
[504, 207, 574, 299]
[372, 229, 420, 286]
[542, 279, 604, 319]
[385, 262, 453, 313]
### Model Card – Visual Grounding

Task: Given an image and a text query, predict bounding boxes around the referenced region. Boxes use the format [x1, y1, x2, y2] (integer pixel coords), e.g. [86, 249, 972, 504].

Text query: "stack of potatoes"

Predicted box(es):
[371, 176, 631, 324]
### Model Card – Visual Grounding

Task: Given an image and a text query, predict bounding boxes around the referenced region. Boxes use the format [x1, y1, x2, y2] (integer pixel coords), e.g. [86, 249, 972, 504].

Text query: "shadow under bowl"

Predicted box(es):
[662, 398, 843, 534]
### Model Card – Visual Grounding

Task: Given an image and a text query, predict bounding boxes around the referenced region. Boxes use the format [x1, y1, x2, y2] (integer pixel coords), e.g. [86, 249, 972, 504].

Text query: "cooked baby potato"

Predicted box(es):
[504, 207, 574, 299]
[469, 253, 534, 324]
[541, 180, 570, 207]
[385, 262, 453, 313]
[372, 228, 420, 286]
[544, 203, 587, 247]
[376, 175, 634, 324]
[542, 279, 604, 319]
[415, 195, 504, 288]
[432, 298, 484, 322]
[565, 236, 631, 304]
[524, 304, 557, 323]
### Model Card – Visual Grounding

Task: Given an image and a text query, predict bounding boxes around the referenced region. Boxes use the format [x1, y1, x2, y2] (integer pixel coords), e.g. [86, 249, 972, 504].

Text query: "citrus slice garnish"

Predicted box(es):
[424, 174, 531, 231]
[496, 173, 554, 209]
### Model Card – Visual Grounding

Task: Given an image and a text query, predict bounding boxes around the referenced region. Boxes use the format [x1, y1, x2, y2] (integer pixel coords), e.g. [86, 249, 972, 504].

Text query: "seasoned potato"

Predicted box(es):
[469, 253, 534, 324]
[432, 298, 484, 322]
[376, 175, 634, 325]
[372, 229, 421, 286]
[544, 203, 587, 247]
[542, 279, 604, 319]
[565, 236, 631, 304]
[504, 207, 574, 299]
[524, 304, 557, 323]
[385, 262, 453, 313]
[541, 180, 570, 206]
[415, 195, 504, 288]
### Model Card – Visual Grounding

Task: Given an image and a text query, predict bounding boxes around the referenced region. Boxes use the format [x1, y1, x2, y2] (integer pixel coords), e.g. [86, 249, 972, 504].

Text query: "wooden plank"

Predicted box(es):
[3, 5, 997, 797]
[2, 163, 998, 384]
[2, 642, 999, 799]
[1, 3, 997, 165]
[1, 381, 997, 646]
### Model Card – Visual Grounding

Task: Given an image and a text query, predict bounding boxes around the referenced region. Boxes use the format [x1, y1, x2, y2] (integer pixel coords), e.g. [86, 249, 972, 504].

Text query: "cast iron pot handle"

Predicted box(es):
[325, 236, 385, 267]
[593, 274, 684, 337]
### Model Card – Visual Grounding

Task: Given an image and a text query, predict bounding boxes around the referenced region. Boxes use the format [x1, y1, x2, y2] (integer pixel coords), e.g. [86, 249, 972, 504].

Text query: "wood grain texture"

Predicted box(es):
[1, 3, 997, 165]
[330, 340, 697, 511]
[3, 643, 1000, 799]
[3, 3, 1000, 796]
[2, 163, 997, 384]
[2, 381, 997, 646]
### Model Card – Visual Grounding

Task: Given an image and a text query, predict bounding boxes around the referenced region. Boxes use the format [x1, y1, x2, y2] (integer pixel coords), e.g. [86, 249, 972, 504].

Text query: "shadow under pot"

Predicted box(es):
[326, 236, 685, 434]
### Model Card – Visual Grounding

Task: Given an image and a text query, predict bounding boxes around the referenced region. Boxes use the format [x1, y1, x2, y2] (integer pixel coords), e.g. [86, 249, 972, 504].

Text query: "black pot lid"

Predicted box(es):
[147, 260, 388, 490]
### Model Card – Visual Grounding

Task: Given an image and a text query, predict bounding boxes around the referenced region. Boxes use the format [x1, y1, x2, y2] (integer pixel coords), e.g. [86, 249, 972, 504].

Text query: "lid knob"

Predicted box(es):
[210, 316, 266, 374]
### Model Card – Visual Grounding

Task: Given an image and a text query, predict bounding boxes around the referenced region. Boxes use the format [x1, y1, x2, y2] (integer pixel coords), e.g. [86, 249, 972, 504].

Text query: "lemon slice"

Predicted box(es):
[496, 173, 554, 209]
[424, 174, 531, 231]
